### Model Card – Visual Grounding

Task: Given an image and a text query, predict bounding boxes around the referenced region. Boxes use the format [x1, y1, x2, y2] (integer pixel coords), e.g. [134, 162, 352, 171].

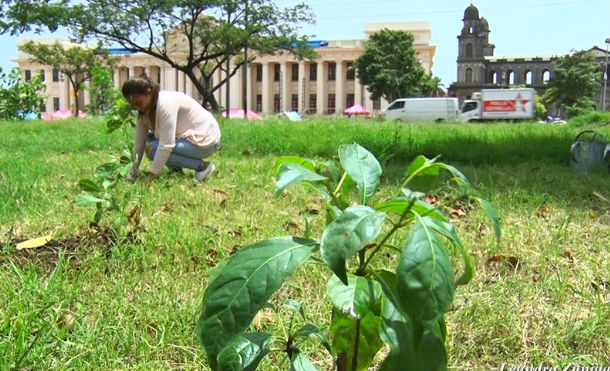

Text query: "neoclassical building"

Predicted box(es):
[14, 22, 436, 115]
[448, 4, 609, 111]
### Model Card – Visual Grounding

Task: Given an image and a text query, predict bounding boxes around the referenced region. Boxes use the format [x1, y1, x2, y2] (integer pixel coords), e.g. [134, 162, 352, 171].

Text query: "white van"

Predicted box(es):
[384, 97, 460, 123]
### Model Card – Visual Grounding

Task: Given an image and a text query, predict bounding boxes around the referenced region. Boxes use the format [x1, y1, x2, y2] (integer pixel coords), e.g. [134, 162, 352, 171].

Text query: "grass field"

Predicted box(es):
[0, 116, 609, 370]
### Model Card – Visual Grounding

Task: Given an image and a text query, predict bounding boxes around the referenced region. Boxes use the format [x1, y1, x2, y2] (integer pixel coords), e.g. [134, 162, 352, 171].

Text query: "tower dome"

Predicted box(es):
[464, 4, 479, 20]
[479, 17, 489, 31]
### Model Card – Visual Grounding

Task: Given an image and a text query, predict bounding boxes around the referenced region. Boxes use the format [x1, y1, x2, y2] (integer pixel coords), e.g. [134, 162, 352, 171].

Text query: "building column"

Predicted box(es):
[113, 69, 120, 90]
[298, 61, 306, 112]
[280, 62, 288, 112]
[262, 62, 272, 113]
[316, 61, 326, 114]
[128, 66, 135, 80]
[178, 70, 186, 93]
[335, 61, 345, 113]
[61, 73, 70, 110]
[355, 74, 363, 105]
[160, 66, 166, 89]
[186, 72, 194, 97]
[44, 68, 53, 112]
[164, 67, 177, 91]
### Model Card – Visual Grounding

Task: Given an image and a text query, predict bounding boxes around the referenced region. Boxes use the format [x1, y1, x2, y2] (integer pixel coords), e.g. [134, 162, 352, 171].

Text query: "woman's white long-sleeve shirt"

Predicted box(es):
[132, 91, 221, 174]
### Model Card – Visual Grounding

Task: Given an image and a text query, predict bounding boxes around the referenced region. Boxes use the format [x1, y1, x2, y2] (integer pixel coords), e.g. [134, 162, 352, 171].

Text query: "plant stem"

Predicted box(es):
[333, 172, 347, 198]
[358, 198, 415, 274]
[351, 318, 361, 371]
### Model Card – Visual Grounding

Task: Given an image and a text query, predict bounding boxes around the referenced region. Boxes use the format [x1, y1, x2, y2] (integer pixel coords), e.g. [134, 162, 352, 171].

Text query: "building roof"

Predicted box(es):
[464, 4, 479, 20]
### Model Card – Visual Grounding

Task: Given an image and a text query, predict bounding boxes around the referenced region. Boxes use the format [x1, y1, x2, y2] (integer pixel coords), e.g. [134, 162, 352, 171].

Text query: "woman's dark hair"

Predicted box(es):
[121, 76, 160, 103]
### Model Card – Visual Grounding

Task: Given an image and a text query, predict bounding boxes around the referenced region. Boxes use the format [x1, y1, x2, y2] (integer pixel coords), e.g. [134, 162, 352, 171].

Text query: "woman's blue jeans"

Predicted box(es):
[147, 134, 219, 171]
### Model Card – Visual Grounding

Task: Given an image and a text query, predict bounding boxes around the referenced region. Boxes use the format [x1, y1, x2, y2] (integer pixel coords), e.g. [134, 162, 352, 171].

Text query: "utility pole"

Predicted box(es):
[242, 0, 249, 119]
[225, 10, 232, 116]
[602, 38, 610, 111]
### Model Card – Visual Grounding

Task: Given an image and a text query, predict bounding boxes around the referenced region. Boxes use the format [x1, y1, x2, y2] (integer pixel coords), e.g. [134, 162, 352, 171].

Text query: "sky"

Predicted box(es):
[1, 0, 608, 88]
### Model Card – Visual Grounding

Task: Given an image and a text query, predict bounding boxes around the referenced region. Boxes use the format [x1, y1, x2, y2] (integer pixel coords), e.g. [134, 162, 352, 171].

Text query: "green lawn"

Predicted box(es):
[1, 116, 609, 370]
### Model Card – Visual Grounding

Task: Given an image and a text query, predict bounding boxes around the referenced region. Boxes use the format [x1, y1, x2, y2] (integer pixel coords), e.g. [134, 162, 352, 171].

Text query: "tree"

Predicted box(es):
[0, 67, 46, 120]
[420, 73, 445, 97]
[86, 61, 118, 115]
[542, 50, 601, 110]
[354, 29, 427, 103]
[3, 0, 316, 113]
[19, 41, 118, 117]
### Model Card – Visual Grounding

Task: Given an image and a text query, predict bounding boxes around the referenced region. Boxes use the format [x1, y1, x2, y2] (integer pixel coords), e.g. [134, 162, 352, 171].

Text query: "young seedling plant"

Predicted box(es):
[74, 146, 142, 242]
[74, 99, 139, 242]
[197, 143, 500, 371]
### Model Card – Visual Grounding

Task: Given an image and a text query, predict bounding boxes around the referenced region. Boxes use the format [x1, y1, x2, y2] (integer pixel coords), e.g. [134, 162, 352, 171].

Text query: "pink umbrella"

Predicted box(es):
[221, 108, 262, 120]
[42, 109, 88, 121]
[343, 104, 370, 116]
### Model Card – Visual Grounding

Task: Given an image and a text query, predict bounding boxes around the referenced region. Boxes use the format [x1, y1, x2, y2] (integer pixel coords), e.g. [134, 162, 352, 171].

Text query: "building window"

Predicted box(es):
[24, 70, 31, 81]
[291, 94, 298, 111]
[327, 93, 335, 114]
[346, 62, 355, 80]
[157, 69, 161, 84]
[256, 65, 262, 82]
[328, 63, 336, 81]
[543, 70, 551, 84]
[465, 68, 473, 83]
[465, 43, 473, 58]
[274, 64, 280, 82]
[346, 93, 354, 108]
[309, 63, 317, 81]
[291, 64, 298, 81]
[256, 94, 262, 112]
[309, 94, 316, 112]
[489, 71, 498, 84]
[52, 69, 60, 82]
[273, 94, 280, 113]
[39, 70, 45, 82]
[53, 97, 60, 111]
[372, 98, 381, 110]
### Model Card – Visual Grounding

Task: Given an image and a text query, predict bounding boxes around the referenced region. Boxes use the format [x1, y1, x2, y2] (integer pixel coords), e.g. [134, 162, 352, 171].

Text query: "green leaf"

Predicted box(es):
[217, 332, 272, 371]
[471, 196, 501, 242]
[274, 156, 316, 176]
[94, 162, 120, 179]
[330, 308, 383, 371]
[320, 206, 386, 284]
[275, 163, 327, 198]
[375, 271, 448, 371]
[397, 218, 454, 323]
[291, 352, 319, 371]
[197, 237, 319, 371]
[374, 196, 447, 222]
[328, 274, 382, 319]
[293, 324, 332, 355]
[403, 155, 469, 192]
[418, 216, 473, 285]
[74, 194, 105, 206]
[338, 144, 382, 204]
[283, 299, 306, 320]
[78, 178, 103, 193]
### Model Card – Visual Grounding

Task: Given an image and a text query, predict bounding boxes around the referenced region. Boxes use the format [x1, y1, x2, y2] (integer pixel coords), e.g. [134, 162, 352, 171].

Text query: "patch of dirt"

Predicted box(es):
[1, 228, 119, 270]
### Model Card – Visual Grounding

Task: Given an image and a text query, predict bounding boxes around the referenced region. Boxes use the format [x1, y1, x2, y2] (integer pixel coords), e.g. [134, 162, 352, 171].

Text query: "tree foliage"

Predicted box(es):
[2, 0, 317, 113]
[0, 67, 46, 120]
[354, 29, 428, 102]
[542, 50, 601, 109]
[86, 62, 118, 115]
[18, 41, 118, 117]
